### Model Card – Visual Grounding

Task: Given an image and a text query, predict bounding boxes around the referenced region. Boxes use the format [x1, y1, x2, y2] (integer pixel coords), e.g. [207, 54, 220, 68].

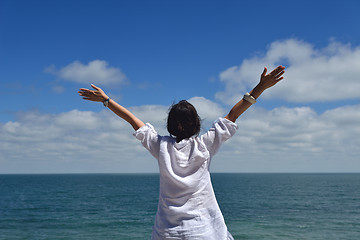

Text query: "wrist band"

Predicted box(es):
[103, 97, 110, 107]
[243, 92, 256, 104]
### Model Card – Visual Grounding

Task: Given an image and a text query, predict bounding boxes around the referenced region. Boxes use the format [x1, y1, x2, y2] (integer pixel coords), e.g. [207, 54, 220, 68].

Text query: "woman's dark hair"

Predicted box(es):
[167, 100, 201, 142]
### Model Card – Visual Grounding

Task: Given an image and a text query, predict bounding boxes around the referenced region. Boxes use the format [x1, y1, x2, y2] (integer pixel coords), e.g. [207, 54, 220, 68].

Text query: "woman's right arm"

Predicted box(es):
[78, 84, 145, 131]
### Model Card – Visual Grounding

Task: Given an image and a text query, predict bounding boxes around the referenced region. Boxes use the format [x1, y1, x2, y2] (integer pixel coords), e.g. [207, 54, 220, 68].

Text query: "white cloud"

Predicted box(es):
[216, 39, 360, 104]
[0, 110, 152, 173]
[211, 104, 360, 172]
[188, 96, 227, 123]
[1, 100, 359, 173]
[129, 105, 169, 135]
[45, 60, 127, 85]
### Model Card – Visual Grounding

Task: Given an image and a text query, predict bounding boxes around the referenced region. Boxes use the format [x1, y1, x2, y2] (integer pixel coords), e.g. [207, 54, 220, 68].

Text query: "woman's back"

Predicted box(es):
[134, 118, 237, 239]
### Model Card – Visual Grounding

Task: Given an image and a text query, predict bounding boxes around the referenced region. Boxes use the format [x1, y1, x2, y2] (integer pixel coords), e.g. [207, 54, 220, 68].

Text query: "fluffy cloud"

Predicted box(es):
[129, 105, 169, 135]
[211, 104, 360, 172]
[0, 109, 150, 173]
[188, 96, 227, 124]
[1, 100, 359, 173]
[45, 60, 127, 85]
[216, 39, 360, 104]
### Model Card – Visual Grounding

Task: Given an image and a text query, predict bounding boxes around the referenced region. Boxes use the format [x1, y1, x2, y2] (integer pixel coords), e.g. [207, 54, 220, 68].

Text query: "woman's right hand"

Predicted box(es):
[78, 84, 109, 102]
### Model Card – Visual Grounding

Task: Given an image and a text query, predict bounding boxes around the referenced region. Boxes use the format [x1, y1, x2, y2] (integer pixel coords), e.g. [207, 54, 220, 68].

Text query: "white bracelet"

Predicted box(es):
[243, 92, 256, 104]
[103, 97, 110, 107]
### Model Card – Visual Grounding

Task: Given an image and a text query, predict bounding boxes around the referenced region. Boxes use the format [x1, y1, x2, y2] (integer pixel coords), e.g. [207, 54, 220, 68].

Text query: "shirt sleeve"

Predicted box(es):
[199, 117, 238, 157]
[133, 123, 161, 160]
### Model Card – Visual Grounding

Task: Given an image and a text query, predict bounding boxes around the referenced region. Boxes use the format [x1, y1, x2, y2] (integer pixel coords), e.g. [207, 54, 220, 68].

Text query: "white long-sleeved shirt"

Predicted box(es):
[134, 117, 238, 240]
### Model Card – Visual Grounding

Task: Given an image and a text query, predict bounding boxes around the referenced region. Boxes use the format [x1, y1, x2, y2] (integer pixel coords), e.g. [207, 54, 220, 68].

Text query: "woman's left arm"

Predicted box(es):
[225, 65, 285, 122]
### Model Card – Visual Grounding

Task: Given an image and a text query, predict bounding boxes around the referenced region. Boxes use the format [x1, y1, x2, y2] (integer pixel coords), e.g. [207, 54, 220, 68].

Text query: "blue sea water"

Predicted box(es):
[0, 173, 359, 239]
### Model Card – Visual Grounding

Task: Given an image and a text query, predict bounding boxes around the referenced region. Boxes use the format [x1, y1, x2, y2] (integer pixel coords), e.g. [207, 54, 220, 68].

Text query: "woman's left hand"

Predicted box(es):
[258, 65, 285, 90]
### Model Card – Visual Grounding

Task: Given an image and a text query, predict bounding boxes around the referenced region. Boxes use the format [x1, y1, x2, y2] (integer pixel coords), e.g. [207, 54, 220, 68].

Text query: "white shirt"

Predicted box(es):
[134, 117, 238, 240]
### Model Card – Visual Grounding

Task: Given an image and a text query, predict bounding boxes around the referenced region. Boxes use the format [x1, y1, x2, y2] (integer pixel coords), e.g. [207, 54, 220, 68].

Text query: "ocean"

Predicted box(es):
[0, 173, 359, 239]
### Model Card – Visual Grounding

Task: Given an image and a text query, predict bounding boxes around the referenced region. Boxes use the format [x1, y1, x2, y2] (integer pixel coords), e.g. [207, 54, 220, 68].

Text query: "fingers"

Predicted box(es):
[79, 84, 100, 96]
[78, 88, 91, 94]
[78, 84, 104, 102]
[261, 67, 267, 77]
[259, 65, 285, 89]
[78, 89, 95, 98]
[78, 89, 91, 95]
[91, 84, 100, 90]
[270, 65, 285, 77]
[262, 65, 285, 79]
[277, 70, 285, 78]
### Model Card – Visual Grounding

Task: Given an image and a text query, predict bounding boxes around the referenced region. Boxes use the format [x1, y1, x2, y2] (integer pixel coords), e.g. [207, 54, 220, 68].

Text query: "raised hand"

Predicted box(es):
[258, 65, 285, 90]
[225, 65, 285, 122]
[78, 84, 109, 102]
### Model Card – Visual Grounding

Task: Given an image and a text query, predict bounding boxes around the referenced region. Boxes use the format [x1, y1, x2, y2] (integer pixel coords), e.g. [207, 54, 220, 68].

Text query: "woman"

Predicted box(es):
[79, 65, 285, 239]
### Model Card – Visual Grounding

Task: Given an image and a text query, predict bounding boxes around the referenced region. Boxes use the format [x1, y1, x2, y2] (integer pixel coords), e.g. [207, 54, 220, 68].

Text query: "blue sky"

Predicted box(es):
[1, 0, 360, 173]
